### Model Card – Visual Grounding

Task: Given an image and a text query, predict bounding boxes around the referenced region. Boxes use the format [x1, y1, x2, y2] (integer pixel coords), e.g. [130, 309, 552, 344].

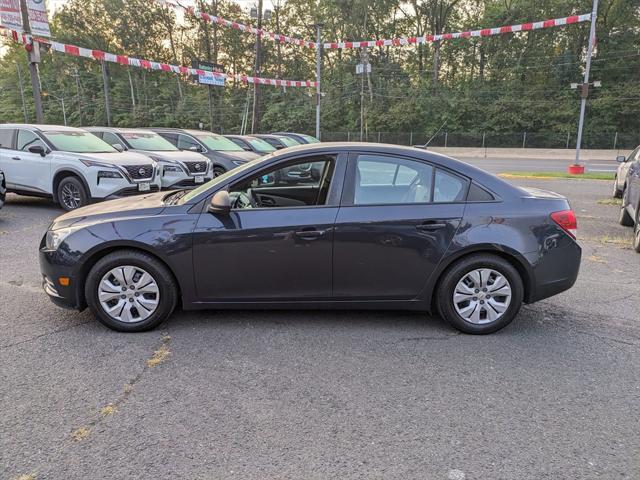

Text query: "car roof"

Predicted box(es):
[0, 123, 85, 133]
[86, 126, 157, 135]
[151, 127, 221, 136]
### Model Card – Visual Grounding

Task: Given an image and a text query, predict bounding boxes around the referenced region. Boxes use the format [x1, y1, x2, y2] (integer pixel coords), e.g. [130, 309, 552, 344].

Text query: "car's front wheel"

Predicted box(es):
[57, 176, 88, 211]
[612, 179, 622, 198]
[634, 210, 640, 253]
[85, 250, 178, 332]
[212, 166, 226, 177]
[436, 254, 524, 334]
[619, 189, 634, 227]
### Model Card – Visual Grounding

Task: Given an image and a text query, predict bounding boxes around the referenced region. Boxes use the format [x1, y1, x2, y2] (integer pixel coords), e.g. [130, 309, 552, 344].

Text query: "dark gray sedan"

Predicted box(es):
[39, 143, 581, 334]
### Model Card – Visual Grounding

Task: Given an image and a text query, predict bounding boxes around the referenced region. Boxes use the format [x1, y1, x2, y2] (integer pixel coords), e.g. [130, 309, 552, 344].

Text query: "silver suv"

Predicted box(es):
[0, 124, 161, 211]
[86, 127, 212, 189]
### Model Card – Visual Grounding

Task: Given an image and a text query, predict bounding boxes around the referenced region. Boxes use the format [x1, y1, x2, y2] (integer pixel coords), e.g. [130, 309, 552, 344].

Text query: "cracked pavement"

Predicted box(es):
[0, 176, 638, 480]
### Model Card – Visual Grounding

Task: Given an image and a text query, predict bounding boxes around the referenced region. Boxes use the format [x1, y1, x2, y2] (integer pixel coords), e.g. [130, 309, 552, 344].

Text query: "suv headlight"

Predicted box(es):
[45, 227, 80, 251]
[97, 170, 123, 179]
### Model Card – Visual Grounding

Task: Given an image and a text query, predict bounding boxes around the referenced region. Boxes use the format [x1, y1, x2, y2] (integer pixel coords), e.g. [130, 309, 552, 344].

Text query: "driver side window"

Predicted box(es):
[230, 156, 335, 210]
[17, 130, 46, 152]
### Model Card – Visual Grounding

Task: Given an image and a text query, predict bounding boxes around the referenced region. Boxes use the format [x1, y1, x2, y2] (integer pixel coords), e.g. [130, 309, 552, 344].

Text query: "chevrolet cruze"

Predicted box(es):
[40, 143, 581, 334]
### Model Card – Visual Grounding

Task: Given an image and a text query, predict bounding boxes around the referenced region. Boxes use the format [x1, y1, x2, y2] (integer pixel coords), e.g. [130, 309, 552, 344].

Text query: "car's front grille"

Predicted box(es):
[184, 161, 208, 174]
[123, 164, 154, 180]
[113, 185, 160, 197]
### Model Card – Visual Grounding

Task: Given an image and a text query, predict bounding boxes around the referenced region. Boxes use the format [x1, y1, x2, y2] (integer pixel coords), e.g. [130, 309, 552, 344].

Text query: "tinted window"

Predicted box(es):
[467, 182, 495, 202]
[102, 132, 121, 147]
[177, 134, 201, 151]
[354, 155, 433, 205]
[157, 132, 179, 146]
[434, 169, 466, 203]
[228, 137, 247, 149]
[0, 129, 15, 149]
[17, 130, 47, 151]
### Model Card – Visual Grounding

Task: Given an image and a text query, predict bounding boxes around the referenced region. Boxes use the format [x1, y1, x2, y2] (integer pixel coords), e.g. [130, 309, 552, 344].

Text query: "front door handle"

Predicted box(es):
[11, 156, 21, 161]
[294, 229, 325, 240]
[416, 221, 447, 231]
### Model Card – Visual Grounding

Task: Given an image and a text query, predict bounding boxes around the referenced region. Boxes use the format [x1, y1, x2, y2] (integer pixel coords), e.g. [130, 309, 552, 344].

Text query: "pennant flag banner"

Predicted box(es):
[0, 27, 317, 88]
[158, 0, 317, 49]
[322, 13, 592, 49]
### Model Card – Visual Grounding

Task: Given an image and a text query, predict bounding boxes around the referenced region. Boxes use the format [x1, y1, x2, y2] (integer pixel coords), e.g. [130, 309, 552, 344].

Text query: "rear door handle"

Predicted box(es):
[11, 156, 21, 161]
[294, 229, 325, 240]
[416, 221, 447, 231]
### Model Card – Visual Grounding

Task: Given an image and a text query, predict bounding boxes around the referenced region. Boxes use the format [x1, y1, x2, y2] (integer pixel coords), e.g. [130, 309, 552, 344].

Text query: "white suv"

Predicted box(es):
[0, 124, 161, 211]
[85, 127, 212, 189]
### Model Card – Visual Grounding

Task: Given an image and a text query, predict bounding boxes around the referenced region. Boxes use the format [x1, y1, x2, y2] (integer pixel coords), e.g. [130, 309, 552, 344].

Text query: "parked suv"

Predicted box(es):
[0, 169, 5, 211]
[618, 144, 640, 252]
[0, 124, 160, 211]
[613, 148, 636, 198]
[151, 128, 259, 177]
[87, 127, 212, 189]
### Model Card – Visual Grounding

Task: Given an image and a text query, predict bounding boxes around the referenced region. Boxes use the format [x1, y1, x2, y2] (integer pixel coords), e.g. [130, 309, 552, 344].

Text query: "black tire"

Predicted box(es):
[57, 176, 88, 211]
[0, 172, 6, 209]
[212, 166, 226, 177]
[634, 209, 640, 253]
[85, 250, 178, 332]
[619, 189, 634, 227]
[436, 254, 524, 335]
[612, 179, 622, 199]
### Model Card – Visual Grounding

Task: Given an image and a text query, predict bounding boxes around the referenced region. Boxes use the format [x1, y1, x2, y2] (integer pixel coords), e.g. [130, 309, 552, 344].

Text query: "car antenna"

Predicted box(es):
[416, 121, 447, 149]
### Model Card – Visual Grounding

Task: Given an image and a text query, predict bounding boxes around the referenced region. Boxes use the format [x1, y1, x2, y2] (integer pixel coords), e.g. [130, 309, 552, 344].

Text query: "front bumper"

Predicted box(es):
[39, 246, 83, 310]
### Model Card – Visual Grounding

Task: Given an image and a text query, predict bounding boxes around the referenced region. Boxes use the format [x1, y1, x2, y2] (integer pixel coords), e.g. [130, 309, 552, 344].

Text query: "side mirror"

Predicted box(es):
[28, 145, 46, 157]
[189, 145, 203, 153]
[208, 190, 231, 215]
[112, 143, 125, 152]
[616, 155, 626, 163]
[242, 145, 252, 151]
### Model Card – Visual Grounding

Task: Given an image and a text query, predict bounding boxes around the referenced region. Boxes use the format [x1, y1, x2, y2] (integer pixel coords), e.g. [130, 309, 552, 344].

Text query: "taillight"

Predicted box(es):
[551, 210, 577, 239]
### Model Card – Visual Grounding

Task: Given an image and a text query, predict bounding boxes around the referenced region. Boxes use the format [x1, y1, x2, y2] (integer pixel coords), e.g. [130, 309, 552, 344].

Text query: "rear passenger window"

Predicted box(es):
[0, 129, 14, 149]
[354, 155, 433, 205]
[433, 169, 466, 203]
[467, 183, 495, 202]
[177, 135, 200, 150]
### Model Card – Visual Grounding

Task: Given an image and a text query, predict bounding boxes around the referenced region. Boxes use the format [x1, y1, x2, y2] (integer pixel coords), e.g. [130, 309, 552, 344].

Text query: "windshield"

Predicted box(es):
[300, 134, 320, 143]
[248, 137, 276, 152]
[122, 132, 178, 151]
[178, 156, 267, 204]
[196, 134, 244, 152]
[278, 136, 300, 147]
[45, 131, 116, 153]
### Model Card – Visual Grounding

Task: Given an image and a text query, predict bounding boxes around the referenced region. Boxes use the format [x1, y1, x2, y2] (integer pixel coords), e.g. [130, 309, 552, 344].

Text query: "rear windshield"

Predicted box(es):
[44, 131, 116, 153]
[122, 132, 179, 151]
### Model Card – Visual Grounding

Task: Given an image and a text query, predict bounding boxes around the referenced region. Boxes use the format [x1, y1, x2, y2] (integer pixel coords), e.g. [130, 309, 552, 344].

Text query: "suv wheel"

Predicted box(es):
[437, 254, 524, 334]
[57, 176, 88, 211]
[634, 210, 640, 253]
[85, 250, 178, 332]
[619, 189, 634, 227]
[213, 166, 226, 177]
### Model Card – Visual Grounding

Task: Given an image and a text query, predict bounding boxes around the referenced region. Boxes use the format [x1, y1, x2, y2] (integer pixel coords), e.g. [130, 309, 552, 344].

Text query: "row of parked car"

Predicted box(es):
[0, 124, 318, 211]
[613, 148, 640, 252]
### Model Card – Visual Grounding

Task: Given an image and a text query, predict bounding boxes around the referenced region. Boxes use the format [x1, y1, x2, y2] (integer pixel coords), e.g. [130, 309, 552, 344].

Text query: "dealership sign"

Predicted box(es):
[27, 0, 50, 37]
[191, 60, 225, 87]
[0, 0, 22, 31]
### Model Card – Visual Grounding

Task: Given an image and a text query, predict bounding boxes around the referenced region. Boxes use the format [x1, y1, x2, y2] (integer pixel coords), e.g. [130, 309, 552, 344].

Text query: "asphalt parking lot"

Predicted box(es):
[1, 172, 639, 479]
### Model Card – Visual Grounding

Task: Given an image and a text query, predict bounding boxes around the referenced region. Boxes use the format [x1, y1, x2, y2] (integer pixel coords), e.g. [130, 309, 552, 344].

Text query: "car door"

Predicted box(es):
[3, 129, 50, 194]
[0, 128, 17, 188]
[627, 149, 640, 219]
[333, 152, 467, 300]
[192, 153, 346, 301]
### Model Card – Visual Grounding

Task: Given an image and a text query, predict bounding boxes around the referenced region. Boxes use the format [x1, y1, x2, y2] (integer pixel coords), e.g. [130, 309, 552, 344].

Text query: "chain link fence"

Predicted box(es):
[322, 131, 639, 150]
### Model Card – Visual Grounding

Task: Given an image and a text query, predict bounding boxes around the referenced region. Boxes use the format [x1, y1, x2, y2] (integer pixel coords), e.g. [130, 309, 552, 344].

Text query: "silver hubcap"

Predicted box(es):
[453, 268, 512, 325]
[61, 183, 81, 209]
[98, 266, 160, 323]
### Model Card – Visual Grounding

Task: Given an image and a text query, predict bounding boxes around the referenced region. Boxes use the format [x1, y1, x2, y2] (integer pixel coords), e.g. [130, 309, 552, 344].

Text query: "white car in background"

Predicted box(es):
[613, 147, 637, 198]
[86, 127, 212, 189]
[0, 124, 161, 211]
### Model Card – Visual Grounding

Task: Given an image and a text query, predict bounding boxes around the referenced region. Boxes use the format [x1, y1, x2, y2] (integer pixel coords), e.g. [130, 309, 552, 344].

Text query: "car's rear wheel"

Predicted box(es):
[436, 254, 524, 334]
[634, 209, 640, 253]
[57, 176, 88, 211]
[619, 189, 634, 227]
[213, 166, 226, 177]
[85, 250, 178, 332]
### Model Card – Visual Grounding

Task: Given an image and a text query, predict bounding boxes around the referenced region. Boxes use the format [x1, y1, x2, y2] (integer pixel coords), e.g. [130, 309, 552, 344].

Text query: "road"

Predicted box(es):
[1, 176, 638, 479]
[457, 155, 619, 174]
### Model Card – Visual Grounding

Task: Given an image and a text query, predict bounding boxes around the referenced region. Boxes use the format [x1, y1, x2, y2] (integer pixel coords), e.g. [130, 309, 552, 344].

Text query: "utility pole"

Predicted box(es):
[250, 0, 263, 134]
[72, 66, 84, 126]
[315, 23, 323, 140]
[573, 0, 599, 166]
[19, 0, 44, 123]
[16, 63, 28, 122]
[101, 61, 112, 126]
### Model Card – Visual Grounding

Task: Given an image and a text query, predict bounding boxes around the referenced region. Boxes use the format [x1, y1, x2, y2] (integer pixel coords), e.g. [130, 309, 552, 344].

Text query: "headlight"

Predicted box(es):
[45, 227, 80, 251]
[97, 170, 123, 179]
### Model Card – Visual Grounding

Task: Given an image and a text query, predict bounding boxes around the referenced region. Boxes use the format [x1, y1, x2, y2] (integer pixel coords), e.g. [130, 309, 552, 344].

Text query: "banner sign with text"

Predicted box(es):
[27, 0, 50, 38]
[0, 0, 22, 31]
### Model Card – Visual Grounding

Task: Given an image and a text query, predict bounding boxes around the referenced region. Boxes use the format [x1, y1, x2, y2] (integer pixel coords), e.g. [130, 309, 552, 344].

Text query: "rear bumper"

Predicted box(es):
[525, 239, 582, 303]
